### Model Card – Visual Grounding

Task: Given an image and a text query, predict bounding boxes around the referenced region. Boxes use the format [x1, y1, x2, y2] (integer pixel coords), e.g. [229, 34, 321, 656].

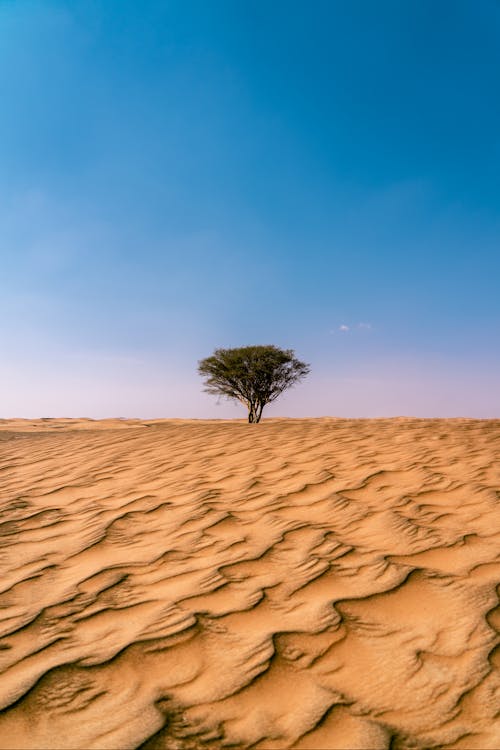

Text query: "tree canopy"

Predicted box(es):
[198, 345, 310, 423]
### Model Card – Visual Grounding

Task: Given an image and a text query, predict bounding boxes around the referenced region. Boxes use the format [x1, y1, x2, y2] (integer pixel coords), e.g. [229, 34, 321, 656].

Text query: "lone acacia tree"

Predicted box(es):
[198, 345, 310, 423]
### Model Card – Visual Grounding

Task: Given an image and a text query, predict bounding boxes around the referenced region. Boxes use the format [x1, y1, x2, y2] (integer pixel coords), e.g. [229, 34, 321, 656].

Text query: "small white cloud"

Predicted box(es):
[331, 322, 372, 334]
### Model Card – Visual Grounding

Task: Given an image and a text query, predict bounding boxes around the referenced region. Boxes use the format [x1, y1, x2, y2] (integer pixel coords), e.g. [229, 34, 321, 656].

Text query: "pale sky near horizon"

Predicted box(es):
[1, 0, 499, 418]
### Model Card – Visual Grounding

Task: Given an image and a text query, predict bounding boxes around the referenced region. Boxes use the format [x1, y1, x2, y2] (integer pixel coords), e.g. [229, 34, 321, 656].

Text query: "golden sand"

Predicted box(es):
[0, 418, 499, 749]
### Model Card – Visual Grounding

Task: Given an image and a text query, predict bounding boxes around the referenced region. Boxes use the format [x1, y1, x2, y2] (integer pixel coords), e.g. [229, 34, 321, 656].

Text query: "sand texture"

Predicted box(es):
[0, 417, 499, 749]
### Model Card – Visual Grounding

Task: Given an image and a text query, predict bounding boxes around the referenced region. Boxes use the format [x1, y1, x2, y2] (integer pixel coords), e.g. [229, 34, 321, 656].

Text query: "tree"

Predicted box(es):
[198, 345, 310, 423]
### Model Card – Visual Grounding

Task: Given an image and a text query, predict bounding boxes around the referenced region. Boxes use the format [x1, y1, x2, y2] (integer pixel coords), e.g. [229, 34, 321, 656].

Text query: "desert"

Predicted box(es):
[0, 417, 499, 749]
[3, 0, 500, 747]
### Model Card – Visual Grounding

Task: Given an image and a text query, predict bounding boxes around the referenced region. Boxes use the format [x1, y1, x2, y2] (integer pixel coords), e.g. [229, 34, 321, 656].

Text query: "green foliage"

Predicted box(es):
[198, 345, 310, 423]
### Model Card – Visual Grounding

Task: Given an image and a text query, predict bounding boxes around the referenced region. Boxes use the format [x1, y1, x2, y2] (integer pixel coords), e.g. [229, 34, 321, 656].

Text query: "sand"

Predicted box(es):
[0, 417, 499, 749]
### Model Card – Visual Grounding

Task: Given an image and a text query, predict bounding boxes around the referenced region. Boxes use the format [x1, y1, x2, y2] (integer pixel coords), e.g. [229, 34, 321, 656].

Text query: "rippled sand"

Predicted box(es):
[0, 418, 499, 749]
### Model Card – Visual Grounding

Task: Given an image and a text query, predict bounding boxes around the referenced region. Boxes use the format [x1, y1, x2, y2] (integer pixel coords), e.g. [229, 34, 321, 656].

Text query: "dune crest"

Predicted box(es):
[0, 418, 499, 749]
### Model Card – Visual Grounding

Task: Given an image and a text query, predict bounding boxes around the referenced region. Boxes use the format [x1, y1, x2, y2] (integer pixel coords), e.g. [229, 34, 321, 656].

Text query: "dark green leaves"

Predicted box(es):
[198, 345, 310, 422]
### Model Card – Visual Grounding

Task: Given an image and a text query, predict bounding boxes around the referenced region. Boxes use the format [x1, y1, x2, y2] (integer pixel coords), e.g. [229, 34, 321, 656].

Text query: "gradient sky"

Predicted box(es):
[1, 0, 499, 418]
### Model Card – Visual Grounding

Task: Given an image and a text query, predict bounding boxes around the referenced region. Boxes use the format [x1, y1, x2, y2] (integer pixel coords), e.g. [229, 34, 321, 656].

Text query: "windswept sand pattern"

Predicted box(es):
[0, 418, 499, 749]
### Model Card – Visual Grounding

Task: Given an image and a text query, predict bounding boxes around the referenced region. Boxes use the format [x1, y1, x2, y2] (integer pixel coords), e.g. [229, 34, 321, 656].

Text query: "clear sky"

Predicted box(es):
[1, 0, 499, 418]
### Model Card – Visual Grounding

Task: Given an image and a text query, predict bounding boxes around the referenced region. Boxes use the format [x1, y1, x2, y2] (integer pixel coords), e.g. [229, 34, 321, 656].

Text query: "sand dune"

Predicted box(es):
[0, 417, 499, 749]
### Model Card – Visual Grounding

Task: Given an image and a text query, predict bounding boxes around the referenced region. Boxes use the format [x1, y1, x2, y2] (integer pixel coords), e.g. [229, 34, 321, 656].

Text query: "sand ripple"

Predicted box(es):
[0, 418, 499, 749]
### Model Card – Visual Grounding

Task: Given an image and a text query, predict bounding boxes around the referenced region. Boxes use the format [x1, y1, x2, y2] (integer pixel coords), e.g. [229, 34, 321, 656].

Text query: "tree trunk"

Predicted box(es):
[248, 402, 264, 423]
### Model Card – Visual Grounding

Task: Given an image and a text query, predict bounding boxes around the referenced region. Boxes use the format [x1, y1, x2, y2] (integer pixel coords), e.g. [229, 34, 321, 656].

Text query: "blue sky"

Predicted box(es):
[1, 0, 499, 417]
